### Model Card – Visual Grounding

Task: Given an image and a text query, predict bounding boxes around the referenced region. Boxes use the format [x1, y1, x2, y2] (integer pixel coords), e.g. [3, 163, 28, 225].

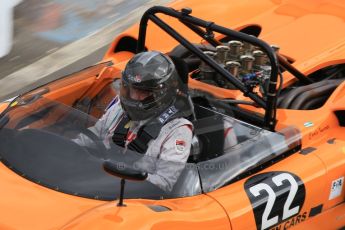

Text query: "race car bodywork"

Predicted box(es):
[0, 0, 345, 229]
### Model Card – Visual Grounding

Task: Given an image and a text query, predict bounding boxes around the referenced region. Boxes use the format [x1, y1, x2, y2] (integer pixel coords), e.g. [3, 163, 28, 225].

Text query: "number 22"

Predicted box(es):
[249, 173, 300, 230]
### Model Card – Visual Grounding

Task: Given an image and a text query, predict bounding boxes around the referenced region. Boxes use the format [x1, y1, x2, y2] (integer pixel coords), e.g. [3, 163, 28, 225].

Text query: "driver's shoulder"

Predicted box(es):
[163, 118, 192, 131]
[159, 118, 193, 140]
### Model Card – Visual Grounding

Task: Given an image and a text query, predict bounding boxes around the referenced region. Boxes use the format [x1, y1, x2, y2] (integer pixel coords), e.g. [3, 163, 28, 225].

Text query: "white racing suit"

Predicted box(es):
[74, 97, 193, 192]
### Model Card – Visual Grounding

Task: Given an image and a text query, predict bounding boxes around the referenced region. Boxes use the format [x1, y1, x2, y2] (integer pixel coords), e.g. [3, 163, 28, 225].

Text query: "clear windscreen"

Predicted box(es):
[0, 97, 201, 200]
[0, 89, 300, 200]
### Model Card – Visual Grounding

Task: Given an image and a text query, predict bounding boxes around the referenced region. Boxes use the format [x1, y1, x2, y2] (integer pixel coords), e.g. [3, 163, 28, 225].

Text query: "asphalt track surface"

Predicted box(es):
[0, 0, 171, 102]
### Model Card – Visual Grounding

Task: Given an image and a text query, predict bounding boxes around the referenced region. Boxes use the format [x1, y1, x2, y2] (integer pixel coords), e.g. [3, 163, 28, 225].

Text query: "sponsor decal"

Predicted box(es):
[175, 139, 186, 153]
[158, 106, 178, 124]
[303, 122, 314, 128]
[308, 125, 330, 140]
[244, 172, 306, 230]
[329, 177, 344, 200]
[270, 212, 308, 230]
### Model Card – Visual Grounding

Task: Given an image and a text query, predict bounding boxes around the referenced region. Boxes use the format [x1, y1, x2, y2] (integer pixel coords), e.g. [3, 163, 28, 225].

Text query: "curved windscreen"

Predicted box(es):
[0, 98, 201, 200]
[0, 89, 300, 200]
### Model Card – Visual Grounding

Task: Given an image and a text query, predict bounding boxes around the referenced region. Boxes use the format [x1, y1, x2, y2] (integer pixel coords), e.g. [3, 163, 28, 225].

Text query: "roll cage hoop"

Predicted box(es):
[136, 6, 312, 131]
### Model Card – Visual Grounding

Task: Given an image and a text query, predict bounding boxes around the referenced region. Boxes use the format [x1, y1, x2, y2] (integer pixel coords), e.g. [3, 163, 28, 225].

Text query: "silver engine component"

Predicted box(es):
[226, 61, 241, 78]
[240, 55, 255, 73]
[228, 40, 243, 61]
[215, 45, 230, 64]
[197, 40, 275, 94]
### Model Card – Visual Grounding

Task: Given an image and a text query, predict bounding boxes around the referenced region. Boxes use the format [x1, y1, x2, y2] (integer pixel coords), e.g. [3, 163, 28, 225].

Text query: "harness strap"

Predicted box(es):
[112, 116, 163, 153]
[127, 123, 161, 153]
[112, 104, 189, 154]
[112, 115, 130, 148]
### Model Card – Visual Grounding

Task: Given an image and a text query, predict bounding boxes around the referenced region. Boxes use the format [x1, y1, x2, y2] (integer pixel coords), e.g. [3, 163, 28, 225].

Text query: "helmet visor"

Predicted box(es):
[120, 81, 169, 111]
[121, 83, 153, 101]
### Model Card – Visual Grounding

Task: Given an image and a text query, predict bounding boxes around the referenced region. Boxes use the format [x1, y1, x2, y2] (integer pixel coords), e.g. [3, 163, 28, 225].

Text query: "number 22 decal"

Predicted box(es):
[244, 172, 306, 230]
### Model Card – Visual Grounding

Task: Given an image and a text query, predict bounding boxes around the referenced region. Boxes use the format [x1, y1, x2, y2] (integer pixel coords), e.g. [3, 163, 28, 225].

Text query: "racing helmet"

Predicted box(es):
[120, 51, 182, 121]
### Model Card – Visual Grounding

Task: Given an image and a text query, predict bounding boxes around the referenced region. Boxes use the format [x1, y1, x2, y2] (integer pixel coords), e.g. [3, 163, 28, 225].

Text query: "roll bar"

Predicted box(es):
[136, 6, 279, 130]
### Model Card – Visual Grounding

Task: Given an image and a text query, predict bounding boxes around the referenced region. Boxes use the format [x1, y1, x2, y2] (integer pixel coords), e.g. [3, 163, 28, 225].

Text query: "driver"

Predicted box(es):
[75, 51, 194, 192]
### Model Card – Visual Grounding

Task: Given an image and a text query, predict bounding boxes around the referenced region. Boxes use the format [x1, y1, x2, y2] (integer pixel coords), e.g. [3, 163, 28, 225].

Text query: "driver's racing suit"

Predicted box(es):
[74, 97, 193, 192]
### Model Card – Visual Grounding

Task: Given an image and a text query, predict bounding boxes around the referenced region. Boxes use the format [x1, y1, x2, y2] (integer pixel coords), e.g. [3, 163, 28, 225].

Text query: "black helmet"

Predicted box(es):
[120, 51, 182, 121]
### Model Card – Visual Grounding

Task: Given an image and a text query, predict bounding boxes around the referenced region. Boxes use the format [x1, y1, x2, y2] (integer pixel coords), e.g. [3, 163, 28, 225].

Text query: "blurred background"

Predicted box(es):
[0, 0, 171, 101]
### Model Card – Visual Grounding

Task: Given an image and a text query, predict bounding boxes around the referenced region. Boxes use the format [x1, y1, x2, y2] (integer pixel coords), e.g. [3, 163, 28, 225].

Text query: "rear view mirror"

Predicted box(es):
[103, 160, 148, 207]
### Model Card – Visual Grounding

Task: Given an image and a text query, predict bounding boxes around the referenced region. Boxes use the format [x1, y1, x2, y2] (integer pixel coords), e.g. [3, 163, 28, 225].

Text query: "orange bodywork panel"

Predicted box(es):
[104, 0, 345, 78]
[0, 103, 8, 114]
[0, 163, 104, 230]
[61, 196, 230, 230]
[0, 158, 229, 230]
[0, 0, 345, 230]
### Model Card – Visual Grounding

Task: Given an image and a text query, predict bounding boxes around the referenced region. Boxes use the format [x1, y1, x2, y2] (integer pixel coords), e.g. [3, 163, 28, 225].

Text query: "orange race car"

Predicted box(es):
[0, 1, 345, 229]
